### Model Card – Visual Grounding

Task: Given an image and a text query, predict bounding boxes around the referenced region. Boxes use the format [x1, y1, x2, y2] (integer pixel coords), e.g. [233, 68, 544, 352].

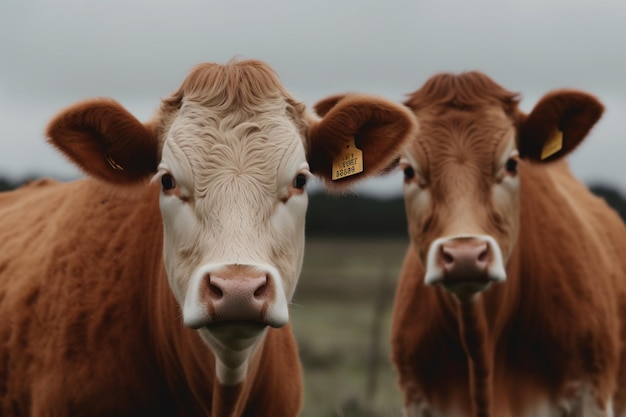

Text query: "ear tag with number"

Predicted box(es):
[541, 129, 563, 160]
[332, 138, 363, 180]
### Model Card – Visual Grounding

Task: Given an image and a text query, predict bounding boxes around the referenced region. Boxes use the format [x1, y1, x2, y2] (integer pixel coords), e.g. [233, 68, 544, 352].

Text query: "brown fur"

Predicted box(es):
[46, 98, 158, 184]
[518, 90, 604, 161]
[312, 93, 346, 117]
[0, 180, 300, 416]
[308, 94, 417, 188]
[0, 59, 416, 417]
[392, 71, 626, 416]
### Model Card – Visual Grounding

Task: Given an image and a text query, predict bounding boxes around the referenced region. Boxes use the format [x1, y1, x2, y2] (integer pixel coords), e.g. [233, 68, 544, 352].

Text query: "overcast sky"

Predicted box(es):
[1, 0, 625, 198]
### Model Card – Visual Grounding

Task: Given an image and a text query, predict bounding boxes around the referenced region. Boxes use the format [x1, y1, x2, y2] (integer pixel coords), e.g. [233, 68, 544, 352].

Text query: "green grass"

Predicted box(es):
[292, 237, 409, 417]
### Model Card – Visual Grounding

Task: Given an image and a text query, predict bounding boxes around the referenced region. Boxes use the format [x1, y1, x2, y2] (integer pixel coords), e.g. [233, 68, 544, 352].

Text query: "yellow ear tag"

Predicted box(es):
[541, 129, 563, 160]
[332, 138, 364, 180]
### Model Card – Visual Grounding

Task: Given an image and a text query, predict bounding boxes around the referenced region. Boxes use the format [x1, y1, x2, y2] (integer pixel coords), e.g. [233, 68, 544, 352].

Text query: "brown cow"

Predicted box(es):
[390, 72, 626, 417]
[0, 59, 416, 417]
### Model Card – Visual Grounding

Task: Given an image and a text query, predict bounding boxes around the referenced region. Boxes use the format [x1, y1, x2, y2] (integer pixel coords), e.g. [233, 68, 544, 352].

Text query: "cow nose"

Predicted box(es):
[184, 263, 290, 330]
[207, 275, 268, 301]
[436, 238, 496, 300]
[440, 240, 490, 276]
[424, 235, 507, 300]
[205, 274, 270, 323]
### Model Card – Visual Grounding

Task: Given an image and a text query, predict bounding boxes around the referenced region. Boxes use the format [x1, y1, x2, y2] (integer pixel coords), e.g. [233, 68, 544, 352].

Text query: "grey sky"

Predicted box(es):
[1, 0, 625, 197]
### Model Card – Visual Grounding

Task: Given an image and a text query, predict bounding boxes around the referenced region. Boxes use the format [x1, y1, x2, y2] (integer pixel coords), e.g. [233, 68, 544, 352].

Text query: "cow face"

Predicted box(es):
[45, 60, 416, 383]
[401, 72, 603, 302]
[154, 67, 311, 341]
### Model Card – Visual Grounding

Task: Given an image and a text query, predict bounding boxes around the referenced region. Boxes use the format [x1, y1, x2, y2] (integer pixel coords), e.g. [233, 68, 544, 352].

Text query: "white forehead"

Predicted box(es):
[161, 99, 307, 197]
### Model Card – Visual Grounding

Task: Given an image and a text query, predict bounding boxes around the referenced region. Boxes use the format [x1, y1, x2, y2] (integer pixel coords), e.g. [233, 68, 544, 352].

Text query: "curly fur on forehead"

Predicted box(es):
[405, 71, 520, 115]
[177, 119, 298, 200]
[161, 59, 306, 120]
[150, 59, 311, 158]
[157, 59, 308, 208]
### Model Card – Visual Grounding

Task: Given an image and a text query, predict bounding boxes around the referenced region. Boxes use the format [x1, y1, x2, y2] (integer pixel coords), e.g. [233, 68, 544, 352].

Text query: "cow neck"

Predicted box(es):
[212, 384, 245, 416]
[487, 160, 623, 404]
[511, 160, 602, 341]
[126, 182, 210, 413]
[456, 299, 493, 417]
[149, 279, 266, 416]
[209, 366, 263, 417]
[139, 184, 266, 416]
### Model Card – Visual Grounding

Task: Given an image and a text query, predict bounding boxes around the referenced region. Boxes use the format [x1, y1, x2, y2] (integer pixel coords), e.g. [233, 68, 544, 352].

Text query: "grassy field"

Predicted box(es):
[291, 237, 409, 417]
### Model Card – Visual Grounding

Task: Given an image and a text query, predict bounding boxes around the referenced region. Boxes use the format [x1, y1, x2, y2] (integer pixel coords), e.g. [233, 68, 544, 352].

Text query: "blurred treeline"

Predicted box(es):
[306, 183, 626, 236]
[0, 178, 18, 193]
[1, 177, 625, 234]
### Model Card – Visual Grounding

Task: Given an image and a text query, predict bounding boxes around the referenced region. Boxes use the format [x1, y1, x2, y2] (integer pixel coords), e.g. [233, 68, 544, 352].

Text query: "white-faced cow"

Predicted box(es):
[390, 72, 626, 417]
[0, 59, 416, 417]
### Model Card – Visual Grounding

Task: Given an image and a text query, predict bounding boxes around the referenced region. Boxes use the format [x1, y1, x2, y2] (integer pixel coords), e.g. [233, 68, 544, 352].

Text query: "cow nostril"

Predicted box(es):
[253, 278, 269, 299]
[208, 279, 224, 300]
[478, 244, 489, 263]
[441, 247, 454, 265]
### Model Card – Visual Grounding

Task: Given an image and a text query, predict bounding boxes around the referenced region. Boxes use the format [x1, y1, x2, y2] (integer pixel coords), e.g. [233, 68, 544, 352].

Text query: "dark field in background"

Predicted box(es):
[293, 237, 408, 417]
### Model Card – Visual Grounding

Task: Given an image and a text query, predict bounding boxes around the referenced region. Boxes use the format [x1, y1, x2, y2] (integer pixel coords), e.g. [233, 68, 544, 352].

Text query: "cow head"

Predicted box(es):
[400, 72, 603, 302]
[45, 60, 416, 383]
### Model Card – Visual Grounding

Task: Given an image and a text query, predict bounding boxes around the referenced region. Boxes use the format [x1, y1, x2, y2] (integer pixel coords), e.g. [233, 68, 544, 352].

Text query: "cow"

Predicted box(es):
[0, 59, 417, 417]
[389, 72, 626, 417]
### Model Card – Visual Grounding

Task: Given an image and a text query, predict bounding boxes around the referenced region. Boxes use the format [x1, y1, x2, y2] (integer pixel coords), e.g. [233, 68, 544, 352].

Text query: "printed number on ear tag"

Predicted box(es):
[541, 129, 563, 160]
[332, 138, 363, 180]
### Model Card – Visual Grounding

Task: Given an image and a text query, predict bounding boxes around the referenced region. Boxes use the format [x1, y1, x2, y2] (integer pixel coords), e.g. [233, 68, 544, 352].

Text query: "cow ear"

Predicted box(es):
[46, 98, 159, 184]
[307, 94, 417, 189]
[313, 94, 347, 117]
[518, 90, 604, 162]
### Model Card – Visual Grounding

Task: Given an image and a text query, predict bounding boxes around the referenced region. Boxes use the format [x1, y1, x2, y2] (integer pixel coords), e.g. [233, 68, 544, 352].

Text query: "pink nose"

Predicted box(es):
[205, 274, 270, 323]
[440, 240, 490, 278]
[437, 239, 494, 299]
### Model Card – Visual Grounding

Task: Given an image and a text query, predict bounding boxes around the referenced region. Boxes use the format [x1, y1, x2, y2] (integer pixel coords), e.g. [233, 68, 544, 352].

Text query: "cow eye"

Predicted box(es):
[161, 173, 176, 191]
[293, 173, 307, 189]
[505, 157, 518, 174]
[403, 166, 415, 180]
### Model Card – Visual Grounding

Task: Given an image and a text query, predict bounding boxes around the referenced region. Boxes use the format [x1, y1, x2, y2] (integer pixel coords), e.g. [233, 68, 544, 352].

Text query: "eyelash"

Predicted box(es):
[495, 154, 520, 183]
[505, 157, 518, 174]
[157, 171, 191, 202]
[278, 170, 311, 203]
[404, 166, 415, 181]
[293, 173, 307, 190]
[401, 159, 428, 188]
[161, 173, 176, 190]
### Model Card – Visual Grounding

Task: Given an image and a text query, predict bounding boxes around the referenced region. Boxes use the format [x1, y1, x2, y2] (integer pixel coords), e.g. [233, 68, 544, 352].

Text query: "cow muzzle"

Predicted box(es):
[424, 235, 507, 300]
[182, 263, 289, 330]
